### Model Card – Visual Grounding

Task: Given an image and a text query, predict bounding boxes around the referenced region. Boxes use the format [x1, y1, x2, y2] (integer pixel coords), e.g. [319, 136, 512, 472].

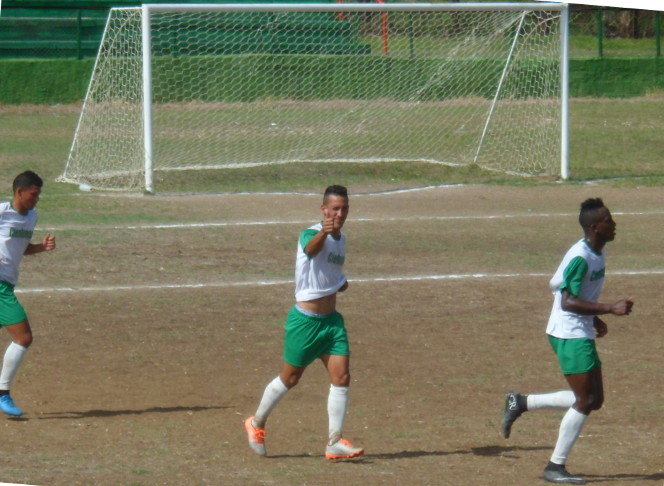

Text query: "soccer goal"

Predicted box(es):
[59, 2, 569, 193]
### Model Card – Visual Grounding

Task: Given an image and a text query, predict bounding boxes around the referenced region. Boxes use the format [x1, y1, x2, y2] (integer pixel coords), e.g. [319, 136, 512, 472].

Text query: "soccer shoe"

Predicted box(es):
[501, 391, 525, 439]
[244, 416, 266, 456]
[542, 463, 586, 484]
[0, 394, 23, 417]
[325, 438, 364, 460]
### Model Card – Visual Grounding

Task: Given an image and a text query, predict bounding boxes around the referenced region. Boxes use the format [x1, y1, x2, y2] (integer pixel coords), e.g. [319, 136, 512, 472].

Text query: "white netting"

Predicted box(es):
[60, 4, 565, 192]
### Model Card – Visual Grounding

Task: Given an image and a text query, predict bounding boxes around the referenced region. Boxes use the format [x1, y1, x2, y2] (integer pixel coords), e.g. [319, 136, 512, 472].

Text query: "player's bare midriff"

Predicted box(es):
[297, 293, 337, 316]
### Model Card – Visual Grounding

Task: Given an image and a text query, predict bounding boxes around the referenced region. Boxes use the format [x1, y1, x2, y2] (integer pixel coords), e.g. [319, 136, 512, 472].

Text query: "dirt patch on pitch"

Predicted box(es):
[1, 185, 663, 485]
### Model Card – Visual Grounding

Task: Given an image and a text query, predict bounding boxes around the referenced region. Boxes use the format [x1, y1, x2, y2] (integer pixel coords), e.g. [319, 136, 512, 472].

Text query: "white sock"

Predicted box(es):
[254, 376, 288, 428]
[327, 384, 349, 445]
[551, 407, 588, 465]
[527, 390, 575, 411]
[0, 342, 28, 391]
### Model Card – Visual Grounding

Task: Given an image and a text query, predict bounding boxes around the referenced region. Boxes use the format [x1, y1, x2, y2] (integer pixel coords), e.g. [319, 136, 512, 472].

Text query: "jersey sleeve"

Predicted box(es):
[299, 228, 320, 257]
[559, 256, 588, 297]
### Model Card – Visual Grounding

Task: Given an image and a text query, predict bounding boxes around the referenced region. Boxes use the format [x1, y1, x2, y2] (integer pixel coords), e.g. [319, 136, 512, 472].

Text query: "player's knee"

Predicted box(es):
[590, 395, 604, 411]
[575, 394, 602, 414]
[281, 372, 301, 389]
[15, 332, 32, 348]
[333, 371, 350, 387]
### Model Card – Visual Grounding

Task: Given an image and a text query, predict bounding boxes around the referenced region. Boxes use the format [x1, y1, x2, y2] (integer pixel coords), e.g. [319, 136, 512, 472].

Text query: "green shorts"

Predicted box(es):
[548, 335, 601, 375]
[0, 281, 27, 326]
[283, 306, 350, 368]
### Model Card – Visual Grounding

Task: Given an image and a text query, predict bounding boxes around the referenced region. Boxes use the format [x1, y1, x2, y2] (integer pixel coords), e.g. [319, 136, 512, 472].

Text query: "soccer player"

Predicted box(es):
[244, 185, 364, 459]
[0, 171, 56, 416]
[501, 198, 633, 485]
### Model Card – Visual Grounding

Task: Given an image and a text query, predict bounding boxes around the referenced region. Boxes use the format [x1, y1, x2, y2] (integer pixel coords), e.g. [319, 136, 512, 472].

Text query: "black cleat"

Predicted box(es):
[542, 463, 586, 484]
[501, 391, 525, 439]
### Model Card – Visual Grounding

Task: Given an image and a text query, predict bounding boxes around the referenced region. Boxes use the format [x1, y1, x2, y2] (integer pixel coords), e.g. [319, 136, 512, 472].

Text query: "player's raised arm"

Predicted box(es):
[305, 213, 334, 258]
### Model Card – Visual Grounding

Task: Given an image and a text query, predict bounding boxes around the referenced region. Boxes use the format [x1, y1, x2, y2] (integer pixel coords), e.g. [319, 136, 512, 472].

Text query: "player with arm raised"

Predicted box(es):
[244, 185, 363, 460]
[0, 171, 56, 416]
[501, 198, 633, 484]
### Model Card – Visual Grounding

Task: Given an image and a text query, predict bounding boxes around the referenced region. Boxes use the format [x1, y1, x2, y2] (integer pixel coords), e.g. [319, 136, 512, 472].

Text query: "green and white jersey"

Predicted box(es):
[0, 202, 37, 286]
[546, 238, 605, 339]
[295, 222, 347, 302]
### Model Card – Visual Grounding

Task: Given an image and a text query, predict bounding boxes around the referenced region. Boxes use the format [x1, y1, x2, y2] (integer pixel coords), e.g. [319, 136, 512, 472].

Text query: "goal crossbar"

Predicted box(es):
[145, 3, 568, 13]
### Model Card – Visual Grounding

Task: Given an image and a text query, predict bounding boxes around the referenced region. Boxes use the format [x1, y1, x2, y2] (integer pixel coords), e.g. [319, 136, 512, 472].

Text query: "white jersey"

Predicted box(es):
[0, 202, 37, 286]
[546, 238, 606, 339]
[294, 222, 347, 302]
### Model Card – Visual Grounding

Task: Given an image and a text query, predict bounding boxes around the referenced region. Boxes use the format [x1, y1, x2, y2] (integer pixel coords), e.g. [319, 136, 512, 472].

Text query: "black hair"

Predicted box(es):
[323, 185, 348, 203]
[579, 197, 605, 229]
[13, 171, 43, 193]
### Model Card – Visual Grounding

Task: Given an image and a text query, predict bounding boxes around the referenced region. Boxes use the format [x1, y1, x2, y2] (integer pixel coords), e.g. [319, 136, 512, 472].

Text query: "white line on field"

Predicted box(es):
[15, 269, 664, 294]
[38, 209, 664, 232]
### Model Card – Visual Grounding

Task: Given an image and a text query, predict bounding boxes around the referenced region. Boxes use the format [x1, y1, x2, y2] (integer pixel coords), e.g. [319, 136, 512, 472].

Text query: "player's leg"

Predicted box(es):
[321, 353, 350, 443]
[321, 353, 362, 459]
[502, 389, 575, 439]
[321, 353, 350, 387]
[245, 362, 304, 456]
[255, 363, 305, 428]
[541, 369, 598, 484]
[551, 366, 603, 461]
[543, 338, 602, 484]
[0, 312, 33, 417]
[567, 365, 603, 414]
[320, 312, 363, 459]
[321, 312, 351, 444]
[245, 307, 319, 456]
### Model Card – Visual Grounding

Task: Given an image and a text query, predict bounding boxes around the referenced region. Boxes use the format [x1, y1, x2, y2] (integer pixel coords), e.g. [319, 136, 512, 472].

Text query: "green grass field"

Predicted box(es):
[2, 94, 663, 206]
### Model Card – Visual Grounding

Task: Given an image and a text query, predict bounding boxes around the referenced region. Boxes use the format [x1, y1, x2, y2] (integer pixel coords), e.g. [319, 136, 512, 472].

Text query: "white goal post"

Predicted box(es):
[60, 2, 569, 193]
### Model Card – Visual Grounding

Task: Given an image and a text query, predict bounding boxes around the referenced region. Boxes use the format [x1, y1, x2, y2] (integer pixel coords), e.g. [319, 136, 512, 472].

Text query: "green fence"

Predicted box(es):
[0, 0, 339, 59]
[0, 2, 662, 59]
[571, 7, 662, 58]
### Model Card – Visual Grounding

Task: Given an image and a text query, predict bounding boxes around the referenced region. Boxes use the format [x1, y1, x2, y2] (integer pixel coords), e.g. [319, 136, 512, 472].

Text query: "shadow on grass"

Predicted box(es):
[292, 444, 551, 462]
[583, 472, 664, 483]
[265, 453, 325, 459]
[264, 451, 463, 462]
[471, 444, 551, 458]
[37, 405, 229, 419]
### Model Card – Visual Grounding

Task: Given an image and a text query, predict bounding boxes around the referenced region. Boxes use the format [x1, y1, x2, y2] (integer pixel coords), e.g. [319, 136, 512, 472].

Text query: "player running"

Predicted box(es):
[501, 198, 633, 484]
[0, 171, 56, 416]
[244, 185, 363, 459]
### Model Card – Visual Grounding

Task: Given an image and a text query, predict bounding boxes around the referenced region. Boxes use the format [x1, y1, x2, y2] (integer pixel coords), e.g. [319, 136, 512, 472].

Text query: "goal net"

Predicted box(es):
[60, 3, 569, 193]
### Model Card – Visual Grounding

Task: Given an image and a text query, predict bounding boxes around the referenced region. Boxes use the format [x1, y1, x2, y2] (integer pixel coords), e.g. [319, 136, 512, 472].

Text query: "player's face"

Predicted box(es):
[322, 195, 349, 228]
[14, 185, 41, 213]
[594, 206, 616, 242]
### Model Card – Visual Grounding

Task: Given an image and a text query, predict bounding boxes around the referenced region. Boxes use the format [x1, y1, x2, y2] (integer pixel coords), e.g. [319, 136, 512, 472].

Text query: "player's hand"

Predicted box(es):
[42, 233, 56, 251]
[333, 213, 343, 233]
[321, 208, 336, 235]
[593, 317, 608, 338]
[322, 216, 335, 235]
[610, 297, 633, 316]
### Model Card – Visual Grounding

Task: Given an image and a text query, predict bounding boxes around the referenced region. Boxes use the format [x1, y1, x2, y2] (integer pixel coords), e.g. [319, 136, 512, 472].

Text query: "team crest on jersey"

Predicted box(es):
[9, 228, 33, 239]
[327, 252, 345, 265]
[590, 268, 605, 281]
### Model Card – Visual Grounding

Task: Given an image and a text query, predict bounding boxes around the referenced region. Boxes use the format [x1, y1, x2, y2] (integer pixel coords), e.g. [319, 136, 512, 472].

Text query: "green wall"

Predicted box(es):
[0, 57, 661, 105]
[569, 58, 664, 97]
[0, 59, 94, 104]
